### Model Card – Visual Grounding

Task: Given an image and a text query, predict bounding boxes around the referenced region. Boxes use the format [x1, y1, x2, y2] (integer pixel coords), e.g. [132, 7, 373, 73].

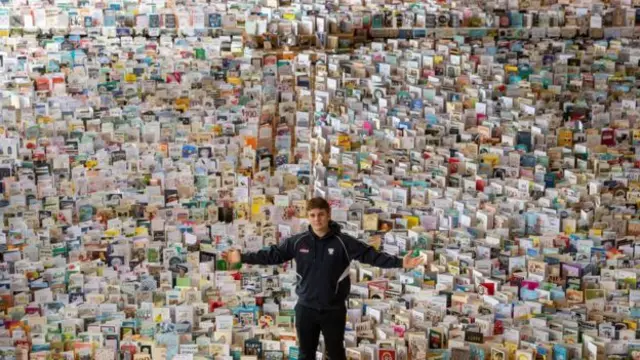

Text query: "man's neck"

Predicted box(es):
[312, 227, 330, 238]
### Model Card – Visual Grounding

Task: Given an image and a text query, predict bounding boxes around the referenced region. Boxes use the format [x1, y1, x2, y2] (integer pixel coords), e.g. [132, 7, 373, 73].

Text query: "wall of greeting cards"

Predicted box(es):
[0, 0, 639, 358]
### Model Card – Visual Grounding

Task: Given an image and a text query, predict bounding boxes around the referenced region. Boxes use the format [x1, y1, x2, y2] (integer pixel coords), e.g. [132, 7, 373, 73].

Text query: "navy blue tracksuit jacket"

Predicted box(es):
[241, 221, 403, 310]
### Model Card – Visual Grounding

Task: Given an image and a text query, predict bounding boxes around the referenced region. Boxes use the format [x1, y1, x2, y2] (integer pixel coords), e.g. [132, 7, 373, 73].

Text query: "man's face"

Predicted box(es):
[308, 208, 330, 233]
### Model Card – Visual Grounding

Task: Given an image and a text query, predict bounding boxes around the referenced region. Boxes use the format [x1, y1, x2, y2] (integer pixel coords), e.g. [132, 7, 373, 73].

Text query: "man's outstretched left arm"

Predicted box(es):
[343, 236, 403, 269]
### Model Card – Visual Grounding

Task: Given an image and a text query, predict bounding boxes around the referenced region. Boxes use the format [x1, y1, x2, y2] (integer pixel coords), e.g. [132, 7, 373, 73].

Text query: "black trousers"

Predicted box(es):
[295, 304, 347, 360]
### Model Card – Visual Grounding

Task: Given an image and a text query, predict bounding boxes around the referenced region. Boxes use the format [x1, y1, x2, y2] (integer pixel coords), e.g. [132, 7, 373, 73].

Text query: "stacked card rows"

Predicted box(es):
[0, 0, 640, 359]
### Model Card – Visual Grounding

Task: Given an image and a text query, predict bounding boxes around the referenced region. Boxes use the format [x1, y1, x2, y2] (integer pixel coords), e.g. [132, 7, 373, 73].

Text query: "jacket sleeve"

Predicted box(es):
[240, 235, 298, 265]
[344, 235, 403, 269]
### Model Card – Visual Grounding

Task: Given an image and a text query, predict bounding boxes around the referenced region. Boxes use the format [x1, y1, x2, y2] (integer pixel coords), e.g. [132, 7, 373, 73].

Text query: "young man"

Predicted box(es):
[225, 197, 426, 360]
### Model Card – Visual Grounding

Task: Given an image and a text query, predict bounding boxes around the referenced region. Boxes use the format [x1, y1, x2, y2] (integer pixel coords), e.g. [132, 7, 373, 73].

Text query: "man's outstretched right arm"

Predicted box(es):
[240, 234, 300, 265]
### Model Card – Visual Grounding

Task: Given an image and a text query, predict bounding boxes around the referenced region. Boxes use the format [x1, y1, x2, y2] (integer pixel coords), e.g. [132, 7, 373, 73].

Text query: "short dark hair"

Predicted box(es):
[307, 197, 330, 212]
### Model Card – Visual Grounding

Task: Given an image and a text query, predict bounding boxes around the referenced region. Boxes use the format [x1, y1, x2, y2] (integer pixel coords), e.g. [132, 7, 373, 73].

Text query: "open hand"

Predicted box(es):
[402, 252, 426, 269]
[223, 249, 242, 265]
